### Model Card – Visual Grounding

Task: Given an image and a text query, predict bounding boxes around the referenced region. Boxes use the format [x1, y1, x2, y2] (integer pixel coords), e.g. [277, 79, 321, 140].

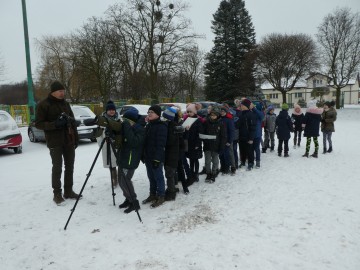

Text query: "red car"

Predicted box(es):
[0, 110, 22, 153]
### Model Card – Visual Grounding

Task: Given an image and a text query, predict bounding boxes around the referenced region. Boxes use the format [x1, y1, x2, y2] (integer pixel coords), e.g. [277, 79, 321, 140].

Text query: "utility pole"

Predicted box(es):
[21, 0, 36, 121]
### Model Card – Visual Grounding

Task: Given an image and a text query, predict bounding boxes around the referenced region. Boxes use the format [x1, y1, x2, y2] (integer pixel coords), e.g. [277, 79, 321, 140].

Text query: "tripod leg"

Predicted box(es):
[106, 138, 116, 206]
[108, 140, 143, 223]
[64, 137, 106, 230]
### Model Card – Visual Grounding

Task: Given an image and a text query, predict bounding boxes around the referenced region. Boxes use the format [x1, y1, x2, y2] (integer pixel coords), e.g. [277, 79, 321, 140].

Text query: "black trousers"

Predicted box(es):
[49, 144, 75, 194]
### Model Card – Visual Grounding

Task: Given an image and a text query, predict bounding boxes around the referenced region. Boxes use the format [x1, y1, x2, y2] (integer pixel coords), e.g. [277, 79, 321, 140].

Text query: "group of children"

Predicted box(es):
[96, 98, 337, 212]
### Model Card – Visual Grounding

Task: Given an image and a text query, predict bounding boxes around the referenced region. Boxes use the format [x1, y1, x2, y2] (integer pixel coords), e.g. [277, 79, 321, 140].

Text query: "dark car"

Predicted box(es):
[28, 105, 98, 143]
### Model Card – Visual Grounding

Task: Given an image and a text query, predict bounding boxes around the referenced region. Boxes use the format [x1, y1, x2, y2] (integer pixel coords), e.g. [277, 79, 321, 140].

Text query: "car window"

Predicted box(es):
[0, 114, 9, 122]
[72, 107, 94, 118]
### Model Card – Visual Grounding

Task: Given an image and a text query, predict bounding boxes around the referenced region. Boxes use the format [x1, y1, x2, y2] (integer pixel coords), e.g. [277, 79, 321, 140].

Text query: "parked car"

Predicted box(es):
[0, 110, 22, 153]
[28, 105, 98, 143]
[157, 102, 188, 114]
[116, 104, 150, 118]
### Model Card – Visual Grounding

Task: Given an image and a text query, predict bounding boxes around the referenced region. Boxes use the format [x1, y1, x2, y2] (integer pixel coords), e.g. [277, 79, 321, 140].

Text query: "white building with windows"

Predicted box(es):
[261, 73, 360, 107]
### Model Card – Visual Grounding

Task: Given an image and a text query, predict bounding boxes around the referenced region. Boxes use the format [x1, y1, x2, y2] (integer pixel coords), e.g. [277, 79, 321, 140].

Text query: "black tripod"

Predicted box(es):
[64, 132, 142, 230]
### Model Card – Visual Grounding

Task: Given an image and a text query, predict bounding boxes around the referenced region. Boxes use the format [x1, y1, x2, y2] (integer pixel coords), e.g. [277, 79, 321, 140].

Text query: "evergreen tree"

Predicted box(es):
[204, 0, 256, 102]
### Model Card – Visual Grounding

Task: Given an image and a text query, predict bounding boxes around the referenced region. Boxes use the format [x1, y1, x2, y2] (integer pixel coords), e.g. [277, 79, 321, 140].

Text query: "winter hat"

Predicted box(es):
[186, 103, 197, 114]
[241, 98, 252, 109]
[50, 81, 65, 92]
[210, 106, 221, 116]
[123, 107, 139, 122]
[105, 100, 116, 111]
[281, 103, 289, 110]
[220, 106, 228, 113]
[324, 101, 335, 107]
[148, 105, 162, 117]
[162, 106, 177, 121]
[307, 99, 317, 108]
[267, 105, 274, 111]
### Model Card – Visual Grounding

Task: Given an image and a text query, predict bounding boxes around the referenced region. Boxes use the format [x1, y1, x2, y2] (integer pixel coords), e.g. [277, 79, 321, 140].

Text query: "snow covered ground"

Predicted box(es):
[1, 105, 360, 270]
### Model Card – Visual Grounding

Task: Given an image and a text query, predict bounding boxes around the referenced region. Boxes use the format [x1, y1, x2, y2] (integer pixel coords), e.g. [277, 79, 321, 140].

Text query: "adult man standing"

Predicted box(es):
[35, 81, 80, 204]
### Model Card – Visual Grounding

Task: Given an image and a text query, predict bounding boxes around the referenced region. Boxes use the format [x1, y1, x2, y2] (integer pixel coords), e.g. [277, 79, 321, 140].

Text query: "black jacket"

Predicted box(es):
[238, 110, 256, 142]
[144, 118, 168, 162]
[202, 117, 227, 153]
[275, 110, 294, 140]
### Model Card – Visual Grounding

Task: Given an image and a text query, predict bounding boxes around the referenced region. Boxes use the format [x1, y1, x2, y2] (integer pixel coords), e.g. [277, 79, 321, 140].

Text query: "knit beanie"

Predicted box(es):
[105, 100, 116, 111]
[241, 98, 252, 109]
[50, 81, 65, 92]
[186, 103, 197, 114]
[210, 106, 221, 117]
[281, 103, 289, 110]
[123, 107, 139, 122]
[162, 106, 177, 121]
[148, 105, 162, 117]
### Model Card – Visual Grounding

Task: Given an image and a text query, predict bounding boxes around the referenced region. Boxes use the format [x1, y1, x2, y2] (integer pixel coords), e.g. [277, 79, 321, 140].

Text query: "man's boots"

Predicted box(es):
[150, 197, 165, 208]
[53, 193, 65, 205]
[165, 189, 176, 201]
[119, 199, 130, 209]
[327, 146, 333, 153]
[63, 190, 82, 199]
[302, 152, 309, 158]
[322, 147, 327, 154]
[310, 152, 318, 158]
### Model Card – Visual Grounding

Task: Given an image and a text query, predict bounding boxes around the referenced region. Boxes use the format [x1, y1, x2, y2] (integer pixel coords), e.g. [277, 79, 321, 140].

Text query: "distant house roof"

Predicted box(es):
[261, 77, 307, 90]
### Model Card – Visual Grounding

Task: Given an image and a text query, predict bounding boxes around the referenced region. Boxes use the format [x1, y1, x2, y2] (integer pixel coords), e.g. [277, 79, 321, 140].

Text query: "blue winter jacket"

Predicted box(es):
[253, 107, 264, 139]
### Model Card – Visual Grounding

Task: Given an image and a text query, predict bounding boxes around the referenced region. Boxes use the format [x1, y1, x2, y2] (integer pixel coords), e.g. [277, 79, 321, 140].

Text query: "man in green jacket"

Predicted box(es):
[35, 81, 80, 205]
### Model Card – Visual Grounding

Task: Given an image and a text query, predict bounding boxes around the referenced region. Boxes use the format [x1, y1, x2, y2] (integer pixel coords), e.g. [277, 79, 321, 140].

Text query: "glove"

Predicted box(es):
[55, 115, 68, 129]
[226, 142, 231, 147]
[248, 140, 253, 144]
[152, 160, 160, 169]
[97, 116, 108, 127]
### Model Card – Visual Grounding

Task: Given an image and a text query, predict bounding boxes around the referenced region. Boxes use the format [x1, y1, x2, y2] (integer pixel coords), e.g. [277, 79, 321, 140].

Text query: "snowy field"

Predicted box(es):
[1, 105, 360, 270]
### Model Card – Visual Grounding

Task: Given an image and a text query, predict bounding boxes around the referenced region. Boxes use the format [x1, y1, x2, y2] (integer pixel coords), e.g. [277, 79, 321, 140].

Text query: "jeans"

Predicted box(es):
[145, 160, 166, 197]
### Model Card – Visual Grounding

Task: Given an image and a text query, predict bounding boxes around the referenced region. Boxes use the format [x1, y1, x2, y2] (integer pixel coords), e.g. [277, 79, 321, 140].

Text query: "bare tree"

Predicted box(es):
[256, 33, 319, 103]
[316, 7, 360, 109]
[130, 0, 202, 102]
[74, 17, 122, 103]
[35, 35, 88, 102]
[180, 46, 204, 101]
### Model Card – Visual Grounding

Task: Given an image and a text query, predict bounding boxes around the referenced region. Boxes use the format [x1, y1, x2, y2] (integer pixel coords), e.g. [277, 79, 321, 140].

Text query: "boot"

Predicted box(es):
[142, 193, 157, 204]
[119, 199, 130, 209]
[310, 152, 318, 158]
[278, 152, 282, 157]
[150, 196, 165, 208]
[255, 161, 260, 168]
[262, 148, 267, 153]
[111, 167, 118, 187]
[302, 152, 309, 158]
[284, 152, 289, 157]
[322, 147, 327, 154]
[53, 193, 65, 204]
[124, 200, 140, 214]
[327, 146, 333, 153]
[63, 190, 82, 199]
[164, 189, 176, 201]
[209, 174, 215, 183]
[230, 166, 236, 175]
[246, 164, 253, 171]
[205, 173, 212, 182]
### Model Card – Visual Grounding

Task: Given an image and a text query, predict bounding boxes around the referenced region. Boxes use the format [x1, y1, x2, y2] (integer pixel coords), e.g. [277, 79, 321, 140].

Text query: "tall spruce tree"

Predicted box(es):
[204, 0, 256, 102]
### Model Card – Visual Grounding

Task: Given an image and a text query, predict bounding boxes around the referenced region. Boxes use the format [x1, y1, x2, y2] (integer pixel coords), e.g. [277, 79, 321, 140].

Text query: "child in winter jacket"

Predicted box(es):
[275, 103, 294, 157]
[291, 104, 304, 148]
[302, 100, 323, 158]
[263, 105, 277, 152]
[200, 106, 226, 183]
[321, 101, 337, 153]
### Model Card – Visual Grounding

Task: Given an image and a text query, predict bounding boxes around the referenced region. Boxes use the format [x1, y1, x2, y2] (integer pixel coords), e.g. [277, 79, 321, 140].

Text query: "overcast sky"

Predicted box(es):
[0, 0, 359, 84]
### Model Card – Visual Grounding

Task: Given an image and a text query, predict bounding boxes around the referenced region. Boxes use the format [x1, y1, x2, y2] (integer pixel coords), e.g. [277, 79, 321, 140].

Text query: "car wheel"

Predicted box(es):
[28, 129, 37, 142]
[14, 145, 22, 154]
[90, 138, 97, 142]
